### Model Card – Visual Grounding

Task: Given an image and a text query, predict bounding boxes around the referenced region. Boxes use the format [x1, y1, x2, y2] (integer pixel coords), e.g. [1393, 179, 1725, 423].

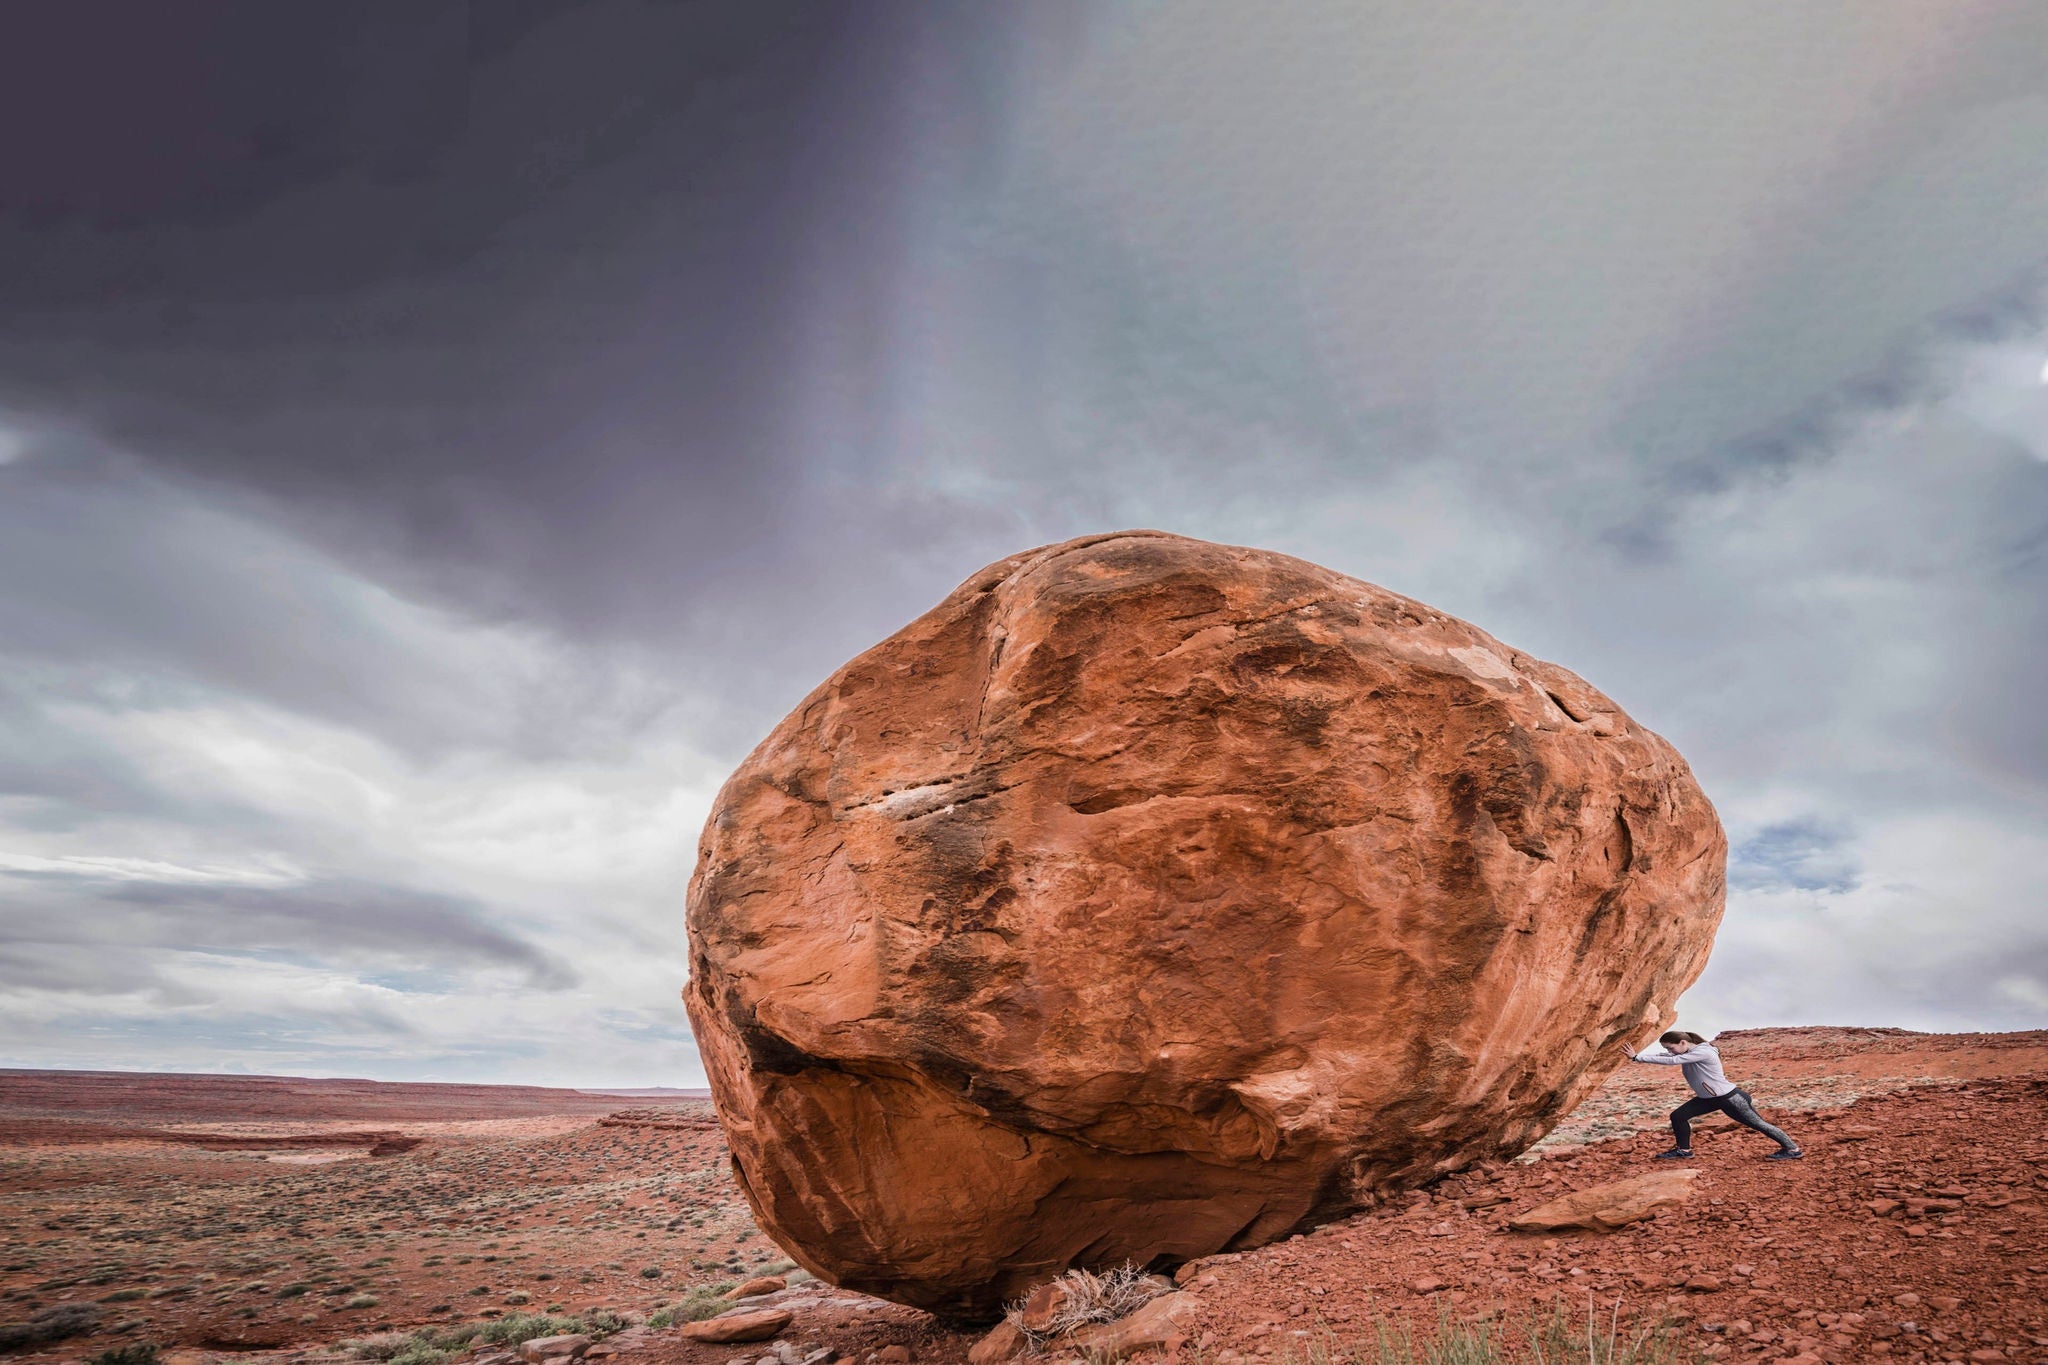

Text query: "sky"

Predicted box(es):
[1, 0, 2045, 1086]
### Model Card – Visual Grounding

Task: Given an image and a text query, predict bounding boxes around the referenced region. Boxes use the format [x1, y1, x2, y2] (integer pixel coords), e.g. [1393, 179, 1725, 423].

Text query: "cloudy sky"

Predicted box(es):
[2, 1, 2045, 1085]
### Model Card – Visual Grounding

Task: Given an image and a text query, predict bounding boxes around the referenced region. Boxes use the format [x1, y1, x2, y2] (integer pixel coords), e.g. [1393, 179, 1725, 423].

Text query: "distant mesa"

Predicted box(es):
[685, 531, 1724, 1317]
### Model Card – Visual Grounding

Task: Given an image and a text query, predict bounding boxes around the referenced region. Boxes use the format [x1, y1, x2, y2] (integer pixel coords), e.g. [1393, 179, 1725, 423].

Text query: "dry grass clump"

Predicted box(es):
[1273, 1301, 1703, 1365]
[646, 1282, 738, 1328]
[343, 1331, 417, 1360]
[1011, 1262, 1167, 1346]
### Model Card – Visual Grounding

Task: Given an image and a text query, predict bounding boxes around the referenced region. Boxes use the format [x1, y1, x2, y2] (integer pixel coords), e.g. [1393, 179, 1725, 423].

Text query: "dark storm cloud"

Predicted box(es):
[0, 1, 1011, 714]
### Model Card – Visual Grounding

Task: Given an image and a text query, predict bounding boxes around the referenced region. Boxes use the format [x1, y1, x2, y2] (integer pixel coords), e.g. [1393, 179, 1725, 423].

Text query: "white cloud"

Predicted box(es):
[0, 459, 724, 1084]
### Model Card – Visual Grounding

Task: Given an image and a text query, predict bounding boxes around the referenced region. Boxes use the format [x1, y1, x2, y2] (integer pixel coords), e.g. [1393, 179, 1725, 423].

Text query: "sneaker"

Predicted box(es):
[1766, 1148, 1804, 1160]
[1653, 1148, 1694, 1160]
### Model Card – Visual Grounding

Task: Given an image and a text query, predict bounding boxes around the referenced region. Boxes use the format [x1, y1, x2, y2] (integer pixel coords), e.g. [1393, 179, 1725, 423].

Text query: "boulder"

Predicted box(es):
[516, 1337, 590, 1364]
[722, 1275, 789, 1301]
[679, 1310, 793, 1344]
[687, 531, 1725, 1315]
[1507, 1170, 1701, 1231]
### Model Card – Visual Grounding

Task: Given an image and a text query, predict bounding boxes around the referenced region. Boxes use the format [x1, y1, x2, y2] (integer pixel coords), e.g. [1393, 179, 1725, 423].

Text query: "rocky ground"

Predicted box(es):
[3, 1029, 2044, 1365]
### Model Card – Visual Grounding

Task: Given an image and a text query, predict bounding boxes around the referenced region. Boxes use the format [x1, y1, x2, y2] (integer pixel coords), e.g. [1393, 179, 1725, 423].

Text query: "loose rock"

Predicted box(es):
[968, 1319, 1027, 1365]
[1063, 1293, 1202, 1360]
[723, 1275, 789, 1301]
[1508, 1170, 1701, 1231]
[681, 1310, 795, 1345]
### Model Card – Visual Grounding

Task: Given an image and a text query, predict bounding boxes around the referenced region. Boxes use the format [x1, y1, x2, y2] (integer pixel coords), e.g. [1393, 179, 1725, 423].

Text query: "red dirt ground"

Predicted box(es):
[3, 1028, 2043, 1365]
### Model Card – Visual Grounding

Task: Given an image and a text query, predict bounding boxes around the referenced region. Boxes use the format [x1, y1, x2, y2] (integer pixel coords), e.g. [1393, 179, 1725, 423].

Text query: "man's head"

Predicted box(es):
[1659, 1029, 1708, 1052]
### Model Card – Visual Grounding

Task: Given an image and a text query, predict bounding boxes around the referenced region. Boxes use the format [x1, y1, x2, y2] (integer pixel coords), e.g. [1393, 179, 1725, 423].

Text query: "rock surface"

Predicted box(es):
[1506, 1169, 1701, 1231]
[686, 530, 1724, 1315]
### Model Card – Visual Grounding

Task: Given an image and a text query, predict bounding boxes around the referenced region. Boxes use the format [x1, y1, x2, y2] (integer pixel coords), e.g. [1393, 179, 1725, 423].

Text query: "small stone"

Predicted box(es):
[1410, 1278, 1446, 1295]
[876, 1347, 912, 1365]
[1892, 1293, 1922, 1308]
[1684, 1276, 1723, 1293]
[1927, 1296, 1961, 1312]
[723, 1276, 791, 1302]
[969, 1319, 1026, 1365]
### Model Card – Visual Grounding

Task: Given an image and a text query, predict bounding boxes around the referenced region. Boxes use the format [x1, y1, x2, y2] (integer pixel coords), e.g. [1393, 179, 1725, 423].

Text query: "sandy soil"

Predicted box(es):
[2, 1028, 2042, 1365]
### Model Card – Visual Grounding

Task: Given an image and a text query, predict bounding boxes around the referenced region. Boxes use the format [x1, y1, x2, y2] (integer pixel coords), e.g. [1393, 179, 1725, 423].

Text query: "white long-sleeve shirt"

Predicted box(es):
[1629, 1042, 1736, 1098]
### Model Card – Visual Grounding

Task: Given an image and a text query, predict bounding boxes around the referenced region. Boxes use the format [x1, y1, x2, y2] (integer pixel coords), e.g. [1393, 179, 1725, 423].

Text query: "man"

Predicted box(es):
[1626, 1031, 1803, 1160]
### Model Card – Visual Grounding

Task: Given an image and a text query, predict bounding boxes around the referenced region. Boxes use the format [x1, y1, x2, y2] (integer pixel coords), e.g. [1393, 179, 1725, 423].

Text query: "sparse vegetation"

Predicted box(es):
[0, 1302, 103, 1350]
[1011, 1262, 1166, 1347]
[646, 1282, 737, 1329]
[1264, 1303, 1704, 1365]
[343, 1330, 417, 1359]
[87, 1343, 158, 1365]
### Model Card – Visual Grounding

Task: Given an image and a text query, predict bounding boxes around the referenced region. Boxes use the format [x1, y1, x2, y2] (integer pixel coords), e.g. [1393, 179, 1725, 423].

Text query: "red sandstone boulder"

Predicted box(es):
[686, 531, 1724, 1316]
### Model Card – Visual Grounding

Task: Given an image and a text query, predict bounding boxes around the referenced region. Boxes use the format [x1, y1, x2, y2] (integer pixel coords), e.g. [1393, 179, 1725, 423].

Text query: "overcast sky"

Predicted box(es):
[2, 1, 2045, 1085]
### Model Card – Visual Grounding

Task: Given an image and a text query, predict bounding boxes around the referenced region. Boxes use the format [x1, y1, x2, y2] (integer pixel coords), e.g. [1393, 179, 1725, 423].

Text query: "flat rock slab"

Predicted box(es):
[679, 1308, 795, 1344]
[1508, 1169, 1701, 1231]
[517, 1336, 590, 1364]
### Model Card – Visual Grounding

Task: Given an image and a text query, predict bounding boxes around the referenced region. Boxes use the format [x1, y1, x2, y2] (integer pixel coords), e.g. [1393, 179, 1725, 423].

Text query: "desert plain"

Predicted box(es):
[3, 1026, 2045, 1365]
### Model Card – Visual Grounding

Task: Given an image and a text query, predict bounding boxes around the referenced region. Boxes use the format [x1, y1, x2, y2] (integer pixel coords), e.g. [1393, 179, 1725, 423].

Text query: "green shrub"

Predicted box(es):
[466, 1312, 585, 1348]
[385, 1343, 451, 1365]
[343, 1331, 416, 1360]
[89, 1345, 159, 1365]
[650, 1285, 735, 1329]
[583, 1309, 630, 1336]
[0, 1303, 103, 1350]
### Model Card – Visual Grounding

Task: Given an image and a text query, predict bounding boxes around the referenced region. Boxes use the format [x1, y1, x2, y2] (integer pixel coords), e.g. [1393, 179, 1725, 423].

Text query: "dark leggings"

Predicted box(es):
[1671, 1088, 1797, 1151]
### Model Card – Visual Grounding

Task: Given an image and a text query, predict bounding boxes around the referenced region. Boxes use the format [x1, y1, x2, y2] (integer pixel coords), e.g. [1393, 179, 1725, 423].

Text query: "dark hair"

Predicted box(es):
[1660, 1030, 1707, 1046]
